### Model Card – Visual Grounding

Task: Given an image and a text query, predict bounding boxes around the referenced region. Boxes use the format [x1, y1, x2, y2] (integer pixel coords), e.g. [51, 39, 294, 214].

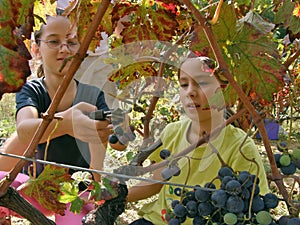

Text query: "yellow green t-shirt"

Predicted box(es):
[139, 118, 269, 225]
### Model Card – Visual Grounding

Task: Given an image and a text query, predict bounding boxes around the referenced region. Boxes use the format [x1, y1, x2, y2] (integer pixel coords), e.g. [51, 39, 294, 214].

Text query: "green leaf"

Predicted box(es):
[273, 0, 300, 35]
[69, 197, 85, 214]
[226, 21, 285, 103]
[90, 181, 102, 201]
[190, 4, 284, 105]
[58, 182, 79, 203]
[102, 177, 117, 198]
[18, 165, 72, 215]
[274, 0, 294, 26]
[289, 15, 300, 34]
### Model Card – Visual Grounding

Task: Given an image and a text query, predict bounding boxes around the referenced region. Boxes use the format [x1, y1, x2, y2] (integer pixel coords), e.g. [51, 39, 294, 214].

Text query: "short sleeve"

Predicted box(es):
[15, 78, 50, 116]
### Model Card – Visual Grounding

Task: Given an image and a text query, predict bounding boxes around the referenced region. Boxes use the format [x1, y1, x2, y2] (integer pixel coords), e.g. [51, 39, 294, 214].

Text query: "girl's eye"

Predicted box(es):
[67, 39, 79, 46]
[48, 40, 60, 44]
[198, 82, 209, 86]
[180, 83, 188, 87]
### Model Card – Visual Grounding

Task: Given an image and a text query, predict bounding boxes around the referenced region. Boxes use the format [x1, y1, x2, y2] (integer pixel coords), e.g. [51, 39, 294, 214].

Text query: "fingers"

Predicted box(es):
[73, 102, 98, 114]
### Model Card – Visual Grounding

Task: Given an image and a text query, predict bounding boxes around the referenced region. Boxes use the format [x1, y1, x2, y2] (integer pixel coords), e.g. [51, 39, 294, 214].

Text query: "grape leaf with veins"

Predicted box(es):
[190, 4, 285, 106]
[0, 0, 33, 100]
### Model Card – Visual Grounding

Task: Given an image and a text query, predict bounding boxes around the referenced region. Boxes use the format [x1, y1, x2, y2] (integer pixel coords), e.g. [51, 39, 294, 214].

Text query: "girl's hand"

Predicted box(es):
[62, 102, 113, 144]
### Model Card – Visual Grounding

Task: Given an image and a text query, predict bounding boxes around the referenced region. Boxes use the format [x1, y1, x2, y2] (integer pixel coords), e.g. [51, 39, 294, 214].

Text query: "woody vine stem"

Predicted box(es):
[179, 0, 291, 209]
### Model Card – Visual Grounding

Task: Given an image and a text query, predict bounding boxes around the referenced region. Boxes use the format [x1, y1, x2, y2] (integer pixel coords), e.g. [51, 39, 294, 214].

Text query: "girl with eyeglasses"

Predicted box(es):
[0, 15, 112, 224]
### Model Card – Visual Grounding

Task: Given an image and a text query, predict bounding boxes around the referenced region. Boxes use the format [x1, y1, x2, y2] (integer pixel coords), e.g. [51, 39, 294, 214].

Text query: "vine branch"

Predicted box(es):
[0, 0, 111, 197]
[180, 0, 289, 203]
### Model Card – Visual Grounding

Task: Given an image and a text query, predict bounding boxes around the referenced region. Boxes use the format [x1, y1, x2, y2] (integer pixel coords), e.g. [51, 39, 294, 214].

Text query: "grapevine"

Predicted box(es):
[0, 0, 299, 224]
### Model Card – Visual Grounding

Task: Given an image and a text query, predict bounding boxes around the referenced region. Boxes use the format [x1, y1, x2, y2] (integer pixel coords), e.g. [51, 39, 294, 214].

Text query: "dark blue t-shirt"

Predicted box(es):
[16, 77, 109, 176]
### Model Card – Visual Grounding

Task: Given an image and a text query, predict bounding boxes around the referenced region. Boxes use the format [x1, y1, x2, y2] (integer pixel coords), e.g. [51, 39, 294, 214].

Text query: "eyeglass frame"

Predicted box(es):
[38, 39, 80, 51]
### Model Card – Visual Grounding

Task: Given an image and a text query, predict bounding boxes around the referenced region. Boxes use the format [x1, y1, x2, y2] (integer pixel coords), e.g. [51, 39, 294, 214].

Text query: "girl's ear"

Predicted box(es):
[31, 42, 41, 59]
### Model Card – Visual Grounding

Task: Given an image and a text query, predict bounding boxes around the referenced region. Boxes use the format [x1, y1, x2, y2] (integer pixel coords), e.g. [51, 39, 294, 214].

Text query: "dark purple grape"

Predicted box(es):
[211, 189, 228, 208]
[161, 167, 173, 180]
[225, 180, 242, 195]
[263, 193, 279, 209]
[173, 204, 187, 218]
[186, 200, 198, 218]
[168, 218, 181, 225]
[274, 153, 282, 168]
[195, 188, 210, 202]
[237, 171, 252, 188]
[278, 216, 290, 225]
[226, 195, 244, 213]
[108, 134, 119, 144]
[287, 218, 300, 225]
[243, 199, 249, 212]
[182, 191, 196, 205]
[178, 215, 186, 223]
[250, 174, 260, 184]
[248, 183, 260, 196]
[197, 202, 214, 216]
[221, 176, 234, 189]
[204, 182, 216, 189]
[251, 195, 265, 213]
[294, 159, 300, 169]
[277, 141, 288, 152]
[193, 216, 206, 225]
[170, 164, 181, 176]
[240, 188, 250, 200]
[280, 163, 297, 175]
[160, 149, 171, 159]
[171, 200, 180, 209]
[218, 167, 234, 180]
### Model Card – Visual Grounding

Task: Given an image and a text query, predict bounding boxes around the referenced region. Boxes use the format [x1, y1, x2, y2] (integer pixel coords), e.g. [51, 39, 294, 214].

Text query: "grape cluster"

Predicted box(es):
[165, 167, 280, 225]
[274, 142, 300, 175]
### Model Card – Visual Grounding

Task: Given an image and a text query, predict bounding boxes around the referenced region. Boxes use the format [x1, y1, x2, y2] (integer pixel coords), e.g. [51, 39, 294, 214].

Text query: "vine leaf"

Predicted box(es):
[67, 0, 113, 52]
[109, 62, 157, 89]
[18, 165, 72, 216]
[113, 1, 179, 45]
[33, 0, 56, 31]
[0, 46, 31, 100]
[190, 4, 285, 106]
[274, 0, 300, 35]
[107, 0, 186, 89]
[0, 0, 33, 100]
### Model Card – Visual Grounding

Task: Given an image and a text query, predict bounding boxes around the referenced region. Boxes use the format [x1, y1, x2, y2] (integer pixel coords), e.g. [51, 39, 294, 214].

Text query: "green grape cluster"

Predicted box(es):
[274, 143, 300, 175]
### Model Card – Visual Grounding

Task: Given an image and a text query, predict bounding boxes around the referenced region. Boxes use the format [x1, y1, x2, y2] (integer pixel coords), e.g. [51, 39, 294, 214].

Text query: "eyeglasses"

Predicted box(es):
[39, 39, 80, 51]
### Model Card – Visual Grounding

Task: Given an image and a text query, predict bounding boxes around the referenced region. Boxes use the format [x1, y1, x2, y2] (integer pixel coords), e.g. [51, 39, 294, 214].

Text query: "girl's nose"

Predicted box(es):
[186, 84, 198, 97]
[59, 43, 71, 52]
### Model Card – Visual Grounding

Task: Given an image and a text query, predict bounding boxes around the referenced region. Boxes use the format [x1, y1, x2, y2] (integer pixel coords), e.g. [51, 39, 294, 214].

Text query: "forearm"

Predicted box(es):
[127, 182, 163, 202]
[89, 143, 107, 182]
[0, 132, 28, 171]
[16, 114, 70, 145]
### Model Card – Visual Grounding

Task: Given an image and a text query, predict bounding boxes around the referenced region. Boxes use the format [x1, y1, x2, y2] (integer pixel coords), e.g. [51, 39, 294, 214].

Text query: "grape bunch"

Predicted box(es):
[274, 142, 300, 175]
[165, 166, 281, 225]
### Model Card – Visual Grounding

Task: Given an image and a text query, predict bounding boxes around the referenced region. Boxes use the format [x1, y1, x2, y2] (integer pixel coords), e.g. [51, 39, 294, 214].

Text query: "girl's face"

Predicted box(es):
[179, 57, 221, 123]
[36, 16, 80, 77]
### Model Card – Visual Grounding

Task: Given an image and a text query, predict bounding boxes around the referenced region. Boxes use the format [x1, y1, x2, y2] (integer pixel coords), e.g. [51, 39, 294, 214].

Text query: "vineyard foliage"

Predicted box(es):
[1, 0, 300, 105]
[0, 0, 300, 221]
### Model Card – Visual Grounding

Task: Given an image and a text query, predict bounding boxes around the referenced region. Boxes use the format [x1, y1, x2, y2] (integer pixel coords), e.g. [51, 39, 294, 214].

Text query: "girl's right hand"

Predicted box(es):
[62, 102, 113, 144]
